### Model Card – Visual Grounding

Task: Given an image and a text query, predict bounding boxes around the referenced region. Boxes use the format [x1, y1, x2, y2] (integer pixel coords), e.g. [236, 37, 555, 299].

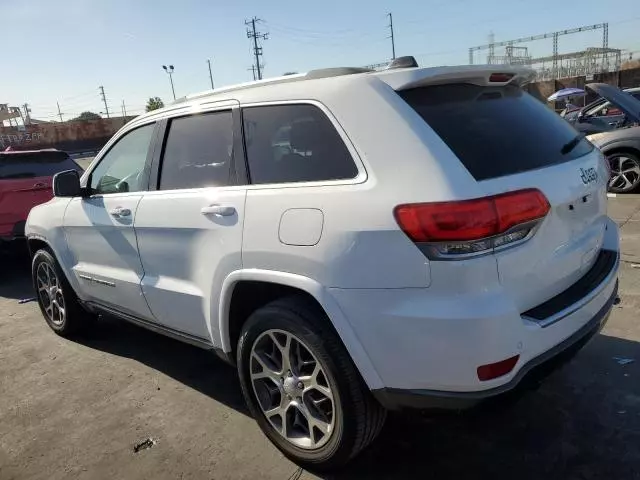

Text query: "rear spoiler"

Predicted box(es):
[378, 65, 536, 91]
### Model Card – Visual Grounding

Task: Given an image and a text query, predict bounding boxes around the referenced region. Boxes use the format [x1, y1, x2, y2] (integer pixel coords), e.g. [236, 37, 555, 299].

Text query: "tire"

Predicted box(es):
[607, 151, 640, 194]
[31, 249, 94, 337]
[237, 296, 386, 471]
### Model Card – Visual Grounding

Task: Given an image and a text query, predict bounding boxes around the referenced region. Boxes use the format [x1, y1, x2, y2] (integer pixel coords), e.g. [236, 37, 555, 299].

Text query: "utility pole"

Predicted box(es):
[207, 59, 215, 89]
[56, 102, 63, 122]
[245, 17, 268, 80]
[122, 100, 127, 117]
[387, 12, 396, 60]
[99, 86, 110, 118]
[248, 65, 257, 81]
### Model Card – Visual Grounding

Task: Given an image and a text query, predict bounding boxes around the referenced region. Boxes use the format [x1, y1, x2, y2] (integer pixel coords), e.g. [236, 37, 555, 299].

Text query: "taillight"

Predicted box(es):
[394, 189, 550, 259]
[489, 73, 514, 83]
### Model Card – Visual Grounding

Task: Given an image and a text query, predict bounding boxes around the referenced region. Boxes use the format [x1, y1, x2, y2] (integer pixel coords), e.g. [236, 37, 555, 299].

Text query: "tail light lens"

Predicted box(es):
[394, 189, 550, 259]
[489, 73, 515, 83]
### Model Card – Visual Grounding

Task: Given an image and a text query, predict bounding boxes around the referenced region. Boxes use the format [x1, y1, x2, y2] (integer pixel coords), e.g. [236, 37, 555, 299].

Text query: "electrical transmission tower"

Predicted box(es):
[245, 17, 268, 80]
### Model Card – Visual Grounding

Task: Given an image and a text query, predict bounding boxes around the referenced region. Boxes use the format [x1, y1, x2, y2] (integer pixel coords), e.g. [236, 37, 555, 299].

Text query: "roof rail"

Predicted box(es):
[305, 67, 373, 80]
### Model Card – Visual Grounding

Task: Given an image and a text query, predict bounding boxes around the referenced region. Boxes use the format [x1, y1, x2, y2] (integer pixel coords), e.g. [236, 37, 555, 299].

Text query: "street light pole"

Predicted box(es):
[207, 59, 214, 89]
[162, 65, 176, 100]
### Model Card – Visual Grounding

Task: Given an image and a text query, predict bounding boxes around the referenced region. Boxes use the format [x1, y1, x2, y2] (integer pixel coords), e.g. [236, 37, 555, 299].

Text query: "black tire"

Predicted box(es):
[31, 248, 94, 337]
[237, 296, 386, 471]
[607, 151, 640, 194]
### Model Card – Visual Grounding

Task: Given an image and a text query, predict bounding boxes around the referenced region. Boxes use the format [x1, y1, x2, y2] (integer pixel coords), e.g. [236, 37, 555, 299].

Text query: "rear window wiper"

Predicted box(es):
[560, 133, 585, 155]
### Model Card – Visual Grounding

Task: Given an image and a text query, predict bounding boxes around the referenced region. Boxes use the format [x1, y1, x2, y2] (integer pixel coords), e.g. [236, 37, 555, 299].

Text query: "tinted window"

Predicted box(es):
[399, 84, 594, 181]
[90, 123, 154, 194]
[0, 151, 80, 179]
[243, 104, 358, 184]
[159, 111, 233, 190]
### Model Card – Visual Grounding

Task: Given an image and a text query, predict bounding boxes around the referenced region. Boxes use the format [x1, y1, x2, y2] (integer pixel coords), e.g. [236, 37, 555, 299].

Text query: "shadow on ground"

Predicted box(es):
[3, 255, 639, 479]
[322, 330, 640, 480]
[0, 244, 33, 300]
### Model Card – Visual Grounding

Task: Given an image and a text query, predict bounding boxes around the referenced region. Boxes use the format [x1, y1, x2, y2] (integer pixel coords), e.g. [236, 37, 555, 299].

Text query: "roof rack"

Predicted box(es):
[173, 58, 419, 105]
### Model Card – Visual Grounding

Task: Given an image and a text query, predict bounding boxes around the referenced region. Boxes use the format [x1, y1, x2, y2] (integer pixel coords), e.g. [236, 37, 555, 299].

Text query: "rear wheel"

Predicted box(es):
[32, 249, 93, 336]
[608, 152, 640, 193]
[237, 296, 386, 470]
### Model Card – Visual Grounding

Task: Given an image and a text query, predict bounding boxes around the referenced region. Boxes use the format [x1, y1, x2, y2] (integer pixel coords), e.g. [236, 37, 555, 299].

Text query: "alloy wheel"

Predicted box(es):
[609, 155, 640, 192]
[36, 262, 65, 326]
[249, 329, 335, 450]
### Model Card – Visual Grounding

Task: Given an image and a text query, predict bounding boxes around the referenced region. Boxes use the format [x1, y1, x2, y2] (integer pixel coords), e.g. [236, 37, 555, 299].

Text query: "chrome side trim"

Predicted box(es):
[77, 274, 115, 287]
[522, 251, 619, 328]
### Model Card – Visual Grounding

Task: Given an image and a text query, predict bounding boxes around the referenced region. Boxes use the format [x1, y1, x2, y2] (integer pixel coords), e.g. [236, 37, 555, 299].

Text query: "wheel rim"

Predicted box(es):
[36, 263, 65, 326]
[249, 329, 335, 450]
[609, 155, 640, 192]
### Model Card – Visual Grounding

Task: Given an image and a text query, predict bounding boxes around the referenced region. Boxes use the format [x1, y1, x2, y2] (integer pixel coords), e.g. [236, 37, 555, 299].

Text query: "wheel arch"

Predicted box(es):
[601, 140, 640, 158]
[27, 235, 82, 300]
[218, 269, 384, 390]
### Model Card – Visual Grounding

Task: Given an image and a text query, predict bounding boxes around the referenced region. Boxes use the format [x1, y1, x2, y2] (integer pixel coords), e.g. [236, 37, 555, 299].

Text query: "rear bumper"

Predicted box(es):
[371, 280, 617, 410]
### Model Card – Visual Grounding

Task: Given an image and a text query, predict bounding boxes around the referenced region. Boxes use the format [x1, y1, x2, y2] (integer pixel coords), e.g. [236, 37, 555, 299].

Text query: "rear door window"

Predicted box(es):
[242, 104, 358, 184]
[0, 151, 80, 179]
[399, 84, 594, 181]
[159, 111, 234, 190]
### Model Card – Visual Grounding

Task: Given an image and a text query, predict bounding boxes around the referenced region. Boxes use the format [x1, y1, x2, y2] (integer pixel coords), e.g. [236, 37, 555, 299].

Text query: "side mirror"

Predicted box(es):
[53, 170, 82, 197]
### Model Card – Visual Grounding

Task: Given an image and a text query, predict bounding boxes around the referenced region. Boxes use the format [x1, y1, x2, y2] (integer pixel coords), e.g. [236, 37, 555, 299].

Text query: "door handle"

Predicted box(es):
[109, 207, 131, 217]
[200, 204, 236, 216]
[33, 182, 47, 189]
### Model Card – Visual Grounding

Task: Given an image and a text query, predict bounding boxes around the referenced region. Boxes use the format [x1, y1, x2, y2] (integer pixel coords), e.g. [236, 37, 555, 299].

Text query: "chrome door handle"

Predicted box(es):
[200, 204, 236, 216]
[109, 207, 131, 217]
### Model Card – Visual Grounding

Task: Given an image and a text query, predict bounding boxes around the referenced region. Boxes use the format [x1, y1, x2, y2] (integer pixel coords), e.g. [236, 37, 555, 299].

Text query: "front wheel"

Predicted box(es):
[32, 249, 94, 336]
[237, 296, 386, 470]
[608, 152, 640, 193]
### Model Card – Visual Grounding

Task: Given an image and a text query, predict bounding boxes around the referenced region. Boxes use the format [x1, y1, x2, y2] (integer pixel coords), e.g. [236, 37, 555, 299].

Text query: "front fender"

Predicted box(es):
[217, 269, 384, 390]
[25, 198, 81, 297]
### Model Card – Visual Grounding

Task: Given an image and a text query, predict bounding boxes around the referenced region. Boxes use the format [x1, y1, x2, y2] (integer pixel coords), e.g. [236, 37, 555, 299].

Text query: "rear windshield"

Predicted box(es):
[399, 84, 594, 181]
[0, 151, 79, 179]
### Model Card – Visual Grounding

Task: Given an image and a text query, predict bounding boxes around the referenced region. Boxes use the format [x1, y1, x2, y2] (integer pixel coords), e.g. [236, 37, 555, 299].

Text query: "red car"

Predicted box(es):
[0, 149, 81, 243]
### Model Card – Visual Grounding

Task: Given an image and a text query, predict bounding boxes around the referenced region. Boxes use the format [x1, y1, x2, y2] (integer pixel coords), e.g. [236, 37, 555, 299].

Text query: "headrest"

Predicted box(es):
[289, 120, 322, 152]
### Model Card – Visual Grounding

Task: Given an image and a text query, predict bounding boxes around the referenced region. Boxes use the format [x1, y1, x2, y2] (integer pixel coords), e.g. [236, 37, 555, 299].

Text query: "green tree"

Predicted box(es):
[145, 97, 165, 112]
[72, 111, 101, 121]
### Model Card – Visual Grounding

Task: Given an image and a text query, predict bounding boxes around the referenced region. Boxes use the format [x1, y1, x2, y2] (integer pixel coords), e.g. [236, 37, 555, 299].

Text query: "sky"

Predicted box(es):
[2, 0, 640, 121]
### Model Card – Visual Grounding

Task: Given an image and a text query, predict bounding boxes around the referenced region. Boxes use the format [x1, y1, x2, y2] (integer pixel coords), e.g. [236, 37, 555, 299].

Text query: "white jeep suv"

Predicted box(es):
[26, 61, 620, 470]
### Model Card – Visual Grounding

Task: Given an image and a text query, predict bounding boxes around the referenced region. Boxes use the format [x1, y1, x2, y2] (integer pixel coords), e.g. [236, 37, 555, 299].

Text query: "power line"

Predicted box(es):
[246, 17, 268, 80]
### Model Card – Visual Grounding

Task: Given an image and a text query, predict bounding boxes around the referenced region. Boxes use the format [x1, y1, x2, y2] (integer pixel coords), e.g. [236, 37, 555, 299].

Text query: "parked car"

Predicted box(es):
[565, 86, 640, 135]
[585, 84, 640, 193]
[0, 149, 80, 244]
[26, 62, 620, 470]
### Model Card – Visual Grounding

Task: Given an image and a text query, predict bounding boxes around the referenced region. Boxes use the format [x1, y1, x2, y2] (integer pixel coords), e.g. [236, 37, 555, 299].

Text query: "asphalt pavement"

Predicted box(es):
[0, 198, 639, 480]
